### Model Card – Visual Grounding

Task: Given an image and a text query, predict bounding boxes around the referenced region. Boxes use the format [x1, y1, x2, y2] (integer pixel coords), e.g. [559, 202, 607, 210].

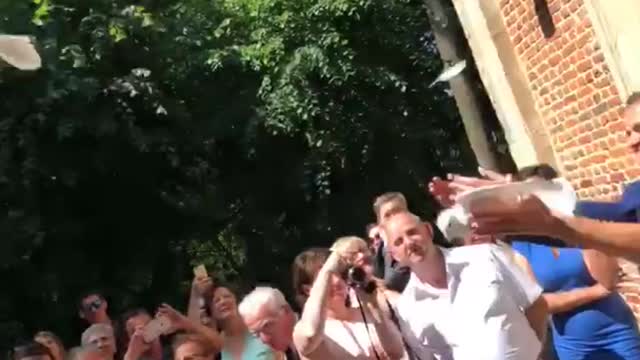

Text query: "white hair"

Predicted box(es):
[238, 286, 288, 320]
[81, 323, 114, 346]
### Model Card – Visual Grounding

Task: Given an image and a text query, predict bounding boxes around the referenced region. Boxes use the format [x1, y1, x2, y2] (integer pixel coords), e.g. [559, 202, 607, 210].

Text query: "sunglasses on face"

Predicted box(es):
[84, 298, 103, 313]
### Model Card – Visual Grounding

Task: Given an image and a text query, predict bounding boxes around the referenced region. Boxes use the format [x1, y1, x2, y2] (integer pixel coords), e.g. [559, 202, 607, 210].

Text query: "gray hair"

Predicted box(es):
[81, 323, 114, 346]
[238, 286, 288, 320]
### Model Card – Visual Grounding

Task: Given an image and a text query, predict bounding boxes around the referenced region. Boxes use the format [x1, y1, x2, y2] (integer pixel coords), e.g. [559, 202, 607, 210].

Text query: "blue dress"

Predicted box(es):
[512, 241, 640, 360]
[219, 331, 276, 360]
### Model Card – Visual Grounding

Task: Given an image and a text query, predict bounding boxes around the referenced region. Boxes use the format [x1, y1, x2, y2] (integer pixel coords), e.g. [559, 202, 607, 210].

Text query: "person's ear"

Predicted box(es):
[425, 222, 434, 238]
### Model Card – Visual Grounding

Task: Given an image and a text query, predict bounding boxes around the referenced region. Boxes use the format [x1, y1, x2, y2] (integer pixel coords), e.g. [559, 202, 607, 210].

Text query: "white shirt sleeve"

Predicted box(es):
[490, 245, 542, 308]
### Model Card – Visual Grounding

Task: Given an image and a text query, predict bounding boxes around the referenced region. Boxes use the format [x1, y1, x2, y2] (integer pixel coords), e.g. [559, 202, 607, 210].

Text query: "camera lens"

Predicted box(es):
[348, 267, 366, 284]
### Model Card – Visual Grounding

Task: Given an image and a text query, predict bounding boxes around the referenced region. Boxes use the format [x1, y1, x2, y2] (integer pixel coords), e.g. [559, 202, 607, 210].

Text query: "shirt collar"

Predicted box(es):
[406, 247, 470, 301]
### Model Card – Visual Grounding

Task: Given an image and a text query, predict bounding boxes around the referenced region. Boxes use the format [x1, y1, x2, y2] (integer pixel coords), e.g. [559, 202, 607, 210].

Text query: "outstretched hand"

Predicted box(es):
[469, 193, 559, 237]
[157, 303, 190, 333]
[428, 167, 512, 207]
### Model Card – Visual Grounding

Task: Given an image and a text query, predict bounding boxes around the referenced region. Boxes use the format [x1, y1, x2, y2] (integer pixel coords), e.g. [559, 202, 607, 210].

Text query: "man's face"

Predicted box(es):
[377, 200, 407, 224]
[174, 342, 214, 360]
[80, 294, 107, 323]
[86, 332, 116, 359]
[624, 103, 640, 164]
[383, 213, 433, 266]
[244, 304, 295, 352]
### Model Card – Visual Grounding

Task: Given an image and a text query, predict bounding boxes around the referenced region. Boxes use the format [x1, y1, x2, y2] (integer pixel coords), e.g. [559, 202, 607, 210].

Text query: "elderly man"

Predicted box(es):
[238, 286, 299, 359]
[81, 324, 117, 360]
[382, 211, 548, 360]
[470, 93, 640, 264]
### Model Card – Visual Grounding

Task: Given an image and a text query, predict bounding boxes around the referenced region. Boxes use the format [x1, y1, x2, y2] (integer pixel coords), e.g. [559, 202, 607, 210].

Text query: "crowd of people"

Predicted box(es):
[8, 97, 640, 360]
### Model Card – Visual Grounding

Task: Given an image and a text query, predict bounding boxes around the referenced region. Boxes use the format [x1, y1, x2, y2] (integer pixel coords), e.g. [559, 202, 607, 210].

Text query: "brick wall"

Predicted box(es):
[498, 0, 640, 318]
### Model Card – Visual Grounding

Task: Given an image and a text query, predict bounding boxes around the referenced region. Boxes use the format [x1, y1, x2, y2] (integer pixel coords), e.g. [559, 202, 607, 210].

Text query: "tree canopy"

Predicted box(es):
[0, 0, 476, 346]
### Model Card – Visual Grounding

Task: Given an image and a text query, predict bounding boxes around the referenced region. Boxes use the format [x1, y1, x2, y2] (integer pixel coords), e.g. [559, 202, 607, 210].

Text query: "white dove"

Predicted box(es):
[428, 59, 466, 88]
[0, 35, 42, 70]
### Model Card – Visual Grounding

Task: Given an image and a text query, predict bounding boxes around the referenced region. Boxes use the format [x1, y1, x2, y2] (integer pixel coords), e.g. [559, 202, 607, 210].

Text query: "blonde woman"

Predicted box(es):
[292, 237, 406, 360]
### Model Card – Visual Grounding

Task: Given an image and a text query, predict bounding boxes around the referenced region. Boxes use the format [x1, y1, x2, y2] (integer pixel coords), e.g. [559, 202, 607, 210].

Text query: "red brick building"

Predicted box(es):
[450, 0, 640, 316]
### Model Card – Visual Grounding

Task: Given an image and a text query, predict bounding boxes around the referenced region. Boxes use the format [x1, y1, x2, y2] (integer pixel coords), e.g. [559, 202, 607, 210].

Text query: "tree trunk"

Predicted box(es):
[423, 0, 516, 173]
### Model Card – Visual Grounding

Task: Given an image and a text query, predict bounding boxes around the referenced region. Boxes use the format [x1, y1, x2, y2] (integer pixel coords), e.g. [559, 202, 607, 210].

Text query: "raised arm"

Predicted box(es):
[470, 194, 640, 264]
[158, 303, 224, 351]
[186, 276, 215, 328]
[292, 251, 342, 356]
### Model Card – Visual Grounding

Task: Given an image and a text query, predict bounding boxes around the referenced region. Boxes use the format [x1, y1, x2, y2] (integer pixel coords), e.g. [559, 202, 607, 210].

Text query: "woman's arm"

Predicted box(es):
[186, 277, 213, 325]
[514, 251, 611, 314]
[582, 249, 619, 290]
[292, 252, 341, 356]
[542, 285, 610, 313]
[158, 304, 224, 352]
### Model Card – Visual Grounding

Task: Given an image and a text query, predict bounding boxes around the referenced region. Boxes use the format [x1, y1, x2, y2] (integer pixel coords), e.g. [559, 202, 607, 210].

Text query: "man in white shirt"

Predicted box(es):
[381, 211, 547, 360]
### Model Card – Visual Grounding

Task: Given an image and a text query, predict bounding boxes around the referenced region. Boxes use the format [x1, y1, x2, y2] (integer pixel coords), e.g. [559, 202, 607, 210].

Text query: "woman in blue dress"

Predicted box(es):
[187, 275, 277, 360]
[512, 241, 640, 360]
[510, 164, 640, 359]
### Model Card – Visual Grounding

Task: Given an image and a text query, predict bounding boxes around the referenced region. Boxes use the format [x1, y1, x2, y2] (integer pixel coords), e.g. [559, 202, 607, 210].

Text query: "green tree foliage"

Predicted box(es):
[0, 0, 475, 346]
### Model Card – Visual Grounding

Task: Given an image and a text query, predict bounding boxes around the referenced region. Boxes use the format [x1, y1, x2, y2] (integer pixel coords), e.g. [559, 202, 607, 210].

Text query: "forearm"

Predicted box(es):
[187, 289, 204, 324]
[556, 216, 640, 263]
[543, 285, 609, 314]
[293, 268, 332, 354]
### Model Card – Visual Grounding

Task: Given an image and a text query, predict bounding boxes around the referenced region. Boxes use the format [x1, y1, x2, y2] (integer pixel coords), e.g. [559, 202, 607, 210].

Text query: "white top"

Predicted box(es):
[395, 244, 542, 360]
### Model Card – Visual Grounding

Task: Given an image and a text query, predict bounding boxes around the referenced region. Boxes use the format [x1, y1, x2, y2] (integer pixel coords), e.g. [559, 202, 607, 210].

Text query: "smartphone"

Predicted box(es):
[142, 316, 172, 343]
[193, 264, 208, 279]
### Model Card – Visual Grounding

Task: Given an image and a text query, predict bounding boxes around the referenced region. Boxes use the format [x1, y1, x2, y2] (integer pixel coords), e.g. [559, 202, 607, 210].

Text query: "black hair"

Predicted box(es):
[626, 92, 640, 107]
[516, 163, 558, 181]
[76, 290, 105, 312]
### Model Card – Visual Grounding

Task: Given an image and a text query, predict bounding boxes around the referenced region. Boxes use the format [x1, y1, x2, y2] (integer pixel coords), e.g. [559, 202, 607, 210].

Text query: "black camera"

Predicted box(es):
[343, 266, 376, 294]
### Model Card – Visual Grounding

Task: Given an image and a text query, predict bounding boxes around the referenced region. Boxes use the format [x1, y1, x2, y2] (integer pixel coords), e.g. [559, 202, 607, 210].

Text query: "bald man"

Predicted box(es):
[382, 211, 548, 360]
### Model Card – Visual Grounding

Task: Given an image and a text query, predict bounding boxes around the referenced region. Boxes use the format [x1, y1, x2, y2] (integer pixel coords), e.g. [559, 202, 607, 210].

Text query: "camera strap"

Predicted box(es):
[354, 293, 382, 360]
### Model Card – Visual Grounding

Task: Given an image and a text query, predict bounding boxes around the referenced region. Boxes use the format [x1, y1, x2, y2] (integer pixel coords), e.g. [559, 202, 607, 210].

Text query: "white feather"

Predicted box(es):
[429, 60, 467, 88]
[436, 205, 471, 245]
[0, 35, 41, 70]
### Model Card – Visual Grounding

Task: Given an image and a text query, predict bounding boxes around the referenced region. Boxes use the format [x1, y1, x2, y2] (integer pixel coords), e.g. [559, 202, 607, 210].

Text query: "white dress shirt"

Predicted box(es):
[395, 244, 542, 360]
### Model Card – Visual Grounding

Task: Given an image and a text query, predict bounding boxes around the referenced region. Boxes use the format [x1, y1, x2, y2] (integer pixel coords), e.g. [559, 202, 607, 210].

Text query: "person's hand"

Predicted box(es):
[156, 303, 190, 333]
[124, 328, 149, 360]
[469, 193, 560, 237]
[428, 167, 512, 207]
[322, 250, 348, 275]
[428, 177, 458, 207]
[192, 276, 214, 297]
